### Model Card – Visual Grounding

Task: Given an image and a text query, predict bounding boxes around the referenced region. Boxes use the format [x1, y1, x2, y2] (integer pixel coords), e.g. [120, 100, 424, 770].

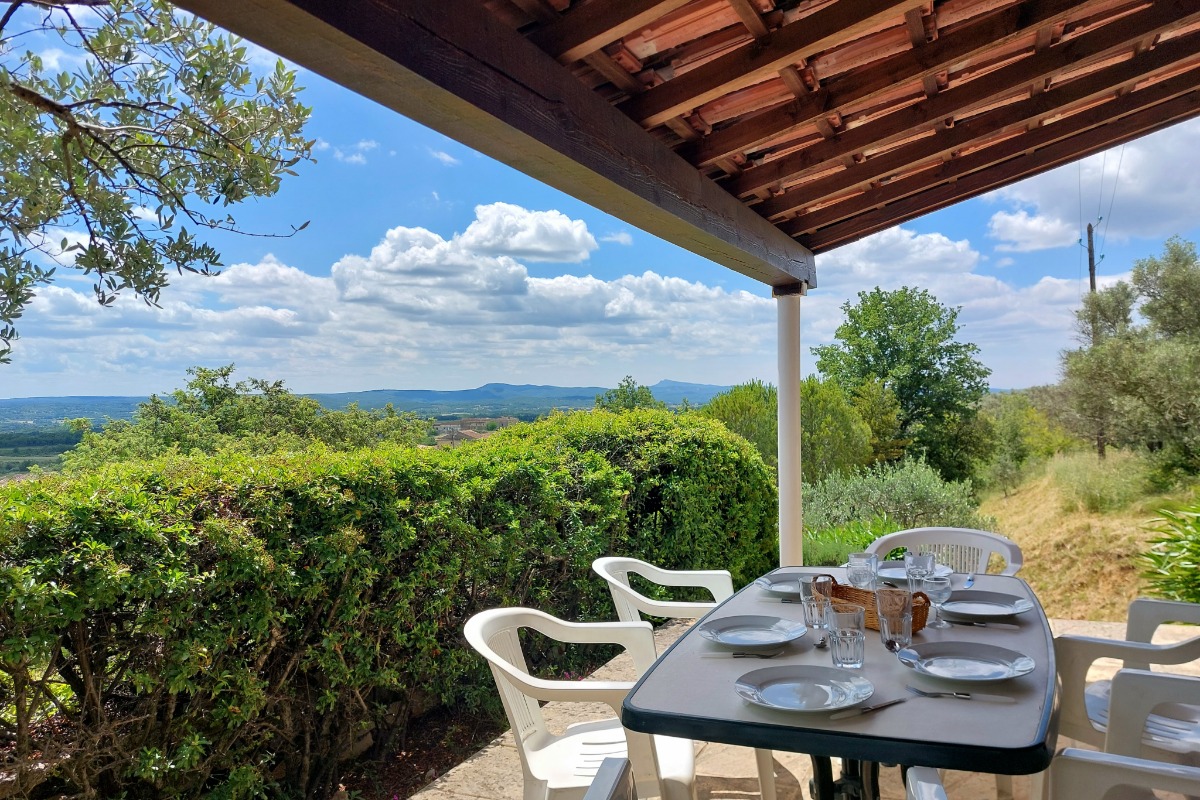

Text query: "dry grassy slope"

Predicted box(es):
[979, 471, 1172, 622]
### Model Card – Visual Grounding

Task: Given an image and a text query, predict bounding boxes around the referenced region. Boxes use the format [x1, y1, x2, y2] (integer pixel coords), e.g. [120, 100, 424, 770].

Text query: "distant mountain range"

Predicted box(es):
[0, 380, 732, 430]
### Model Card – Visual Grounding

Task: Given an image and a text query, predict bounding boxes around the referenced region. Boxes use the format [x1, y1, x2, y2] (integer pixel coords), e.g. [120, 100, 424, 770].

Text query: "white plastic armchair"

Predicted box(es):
[464, 607, 696, 800]
[1055, 598, 1200, 749]
[591, 557, 777, 800]
[904, 767, 949, 800]
[1047, 748, 1200, 799]
[1105, 669, 1200, 759]
[591, 557, 734, 622]
[865, 527, 1023, 575]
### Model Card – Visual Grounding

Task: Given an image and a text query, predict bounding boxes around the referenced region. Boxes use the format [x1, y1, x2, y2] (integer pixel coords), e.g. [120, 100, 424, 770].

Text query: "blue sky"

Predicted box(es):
[6, 29, 1200, 399]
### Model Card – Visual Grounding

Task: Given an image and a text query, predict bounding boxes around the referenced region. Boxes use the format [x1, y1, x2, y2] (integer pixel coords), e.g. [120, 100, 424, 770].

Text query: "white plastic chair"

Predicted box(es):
[866, 527, 1023, 575]
[869, 527, 1022, 799]
[1046, 748, 1200, 799]
[1055, 598, 1200, 753]
[905, 766, 949, 800]
[591, 556, 734, 622]
[583, 758, 637, 800]
[464, 607, 696, 800]
[591, 557, 776, 800]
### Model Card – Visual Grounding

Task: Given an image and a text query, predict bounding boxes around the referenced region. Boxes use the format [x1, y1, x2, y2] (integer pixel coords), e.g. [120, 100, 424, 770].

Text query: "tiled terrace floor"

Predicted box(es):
[417, 619, 1200, 800]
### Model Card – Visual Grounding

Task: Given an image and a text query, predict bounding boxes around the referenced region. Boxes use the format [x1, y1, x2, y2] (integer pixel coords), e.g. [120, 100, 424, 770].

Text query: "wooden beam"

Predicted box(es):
[583, 50, 644, 95]
[172, 0, 815, 288]
[618, 0, 922, 127]
[782, 68, 1200, 236]
[528, 0, 694, 63]
[755, 33, 1200, 219]
[735, 6, 1200, 201]
[677, 0, 1106, 168]
[800, 91, 1200, 251]
[728, 0, 771, 38]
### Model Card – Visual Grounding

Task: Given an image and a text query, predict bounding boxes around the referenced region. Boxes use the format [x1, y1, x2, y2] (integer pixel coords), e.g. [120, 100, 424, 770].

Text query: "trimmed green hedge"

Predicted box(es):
[0, 409, 776, 799]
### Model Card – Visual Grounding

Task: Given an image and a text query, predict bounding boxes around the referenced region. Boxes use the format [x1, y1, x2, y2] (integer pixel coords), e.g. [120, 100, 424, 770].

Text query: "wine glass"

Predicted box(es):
[922, 575, 953, 628]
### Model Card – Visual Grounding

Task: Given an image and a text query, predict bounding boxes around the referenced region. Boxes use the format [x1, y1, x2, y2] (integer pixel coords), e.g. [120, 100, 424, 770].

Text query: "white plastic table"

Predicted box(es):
[621, 567, 1058, 799]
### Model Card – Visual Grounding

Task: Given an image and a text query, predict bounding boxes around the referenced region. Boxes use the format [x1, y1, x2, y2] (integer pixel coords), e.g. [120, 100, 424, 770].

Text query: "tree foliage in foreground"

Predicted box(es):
[813, 286, 992, 482]
[0, 0, 313, 362]
[61, 364, 431, 470]
[1062, 237, 1200, 481]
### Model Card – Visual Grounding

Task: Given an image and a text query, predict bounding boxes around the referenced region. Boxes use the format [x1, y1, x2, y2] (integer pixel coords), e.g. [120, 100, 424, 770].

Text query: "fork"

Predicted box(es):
[701, 649, 785, 659]
[906, 685, 1017, 703]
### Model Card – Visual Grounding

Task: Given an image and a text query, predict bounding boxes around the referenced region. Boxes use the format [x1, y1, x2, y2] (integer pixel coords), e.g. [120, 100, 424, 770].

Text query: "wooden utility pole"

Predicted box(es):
[1087, 222, 1107, 460]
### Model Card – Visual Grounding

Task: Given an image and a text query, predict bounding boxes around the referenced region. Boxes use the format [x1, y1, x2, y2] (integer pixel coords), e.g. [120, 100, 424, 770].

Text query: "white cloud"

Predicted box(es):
[986, 210, 1077, 252]
[333, 140, 379, 165]
[6, 205, 775, 396]
[984, 118, 1200, 245]
[458, 202, 598, 263]
[601, 231, 634, 245]
[427, 149, 460, 166]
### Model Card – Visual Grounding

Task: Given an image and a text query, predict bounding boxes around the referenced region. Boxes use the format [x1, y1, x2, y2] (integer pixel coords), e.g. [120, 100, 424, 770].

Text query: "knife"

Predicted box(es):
[829, 696, 909, 720]
[946, 619, 1020, 630]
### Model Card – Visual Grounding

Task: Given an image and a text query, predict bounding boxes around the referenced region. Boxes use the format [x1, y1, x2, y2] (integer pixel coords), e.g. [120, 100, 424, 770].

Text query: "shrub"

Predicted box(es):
[803, 457, 994, 534]
[803, 516, 902, 566]
[1141, 502, 1200, 604]
[0, 409, 776, 799]
[1051, 450, 1150, 512]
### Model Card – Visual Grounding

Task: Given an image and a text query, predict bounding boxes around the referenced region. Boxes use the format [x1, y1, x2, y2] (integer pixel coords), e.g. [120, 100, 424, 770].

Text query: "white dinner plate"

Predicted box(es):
[753, 574, 806, 597]
[735, 665, 874, 712]
[940, 590, 1034, 620]
[876, 560, 954, 580]
[698, 615, 808, 649]
[896, 641, 1035, 683]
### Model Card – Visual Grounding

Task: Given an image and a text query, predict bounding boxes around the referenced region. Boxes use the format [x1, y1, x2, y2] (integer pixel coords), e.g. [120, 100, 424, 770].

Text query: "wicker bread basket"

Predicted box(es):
[811, 574, 929, 633]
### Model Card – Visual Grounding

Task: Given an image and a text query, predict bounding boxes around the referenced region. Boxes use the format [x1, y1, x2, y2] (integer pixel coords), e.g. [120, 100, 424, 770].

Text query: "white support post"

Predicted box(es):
[775, 286, 804, 567]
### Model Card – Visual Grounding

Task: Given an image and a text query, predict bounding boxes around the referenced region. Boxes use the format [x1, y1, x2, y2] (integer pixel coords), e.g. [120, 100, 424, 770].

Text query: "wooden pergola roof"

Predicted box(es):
[178, 0, 1200, 293]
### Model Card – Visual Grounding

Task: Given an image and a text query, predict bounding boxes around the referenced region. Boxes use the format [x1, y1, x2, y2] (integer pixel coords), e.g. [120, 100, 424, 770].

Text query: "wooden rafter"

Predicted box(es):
[174, 0, 1200, 269]
[175, 0, 816, 287]
[618, 0, 923, 127]
[677, 0, 1113, 168]
[799, 85, 1200, 250]
[782, 67, 1200, 237]
[736, 8, 1200, 206]
[529, 0, 695, 63]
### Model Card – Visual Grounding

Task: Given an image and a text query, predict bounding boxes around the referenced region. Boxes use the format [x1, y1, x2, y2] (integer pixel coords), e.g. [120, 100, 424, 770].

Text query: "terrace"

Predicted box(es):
[411, 616, 1200, 800]
[158, 2, 1200, 798]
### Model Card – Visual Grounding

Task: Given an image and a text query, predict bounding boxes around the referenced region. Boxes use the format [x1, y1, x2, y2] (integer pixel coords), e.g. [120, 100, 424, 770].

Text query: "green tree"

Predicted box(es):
[850, 378, 907, 464]
[698, 379, 777, 467]
[812, 286, 992, 481]
[699, 377, 871, 481]
[0, 0, 313, 362]
[61, 365, 430, 469]
[1062, 237, 1200, 480]
[799, 375, 871, 481]
[595, 375, 666, 411]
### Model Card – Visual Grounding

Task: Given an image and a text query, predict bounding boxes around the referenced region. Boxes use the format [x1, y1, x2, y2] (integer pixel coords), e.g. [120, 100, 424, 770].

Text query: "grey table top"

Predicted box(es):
[621, 567, 1058, 774]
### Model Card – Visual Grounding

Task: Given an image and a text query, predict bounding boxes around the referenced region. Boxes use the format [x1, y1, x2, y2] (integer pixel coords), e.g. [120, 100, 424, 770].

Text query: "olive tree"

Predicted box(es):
[0, 0, 313, 362]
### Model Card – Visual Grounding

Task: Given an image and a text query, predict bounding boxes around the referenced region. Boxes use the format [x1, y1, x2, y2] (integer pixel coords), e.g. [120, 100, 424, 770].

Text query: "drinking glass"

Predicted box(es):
[904, 550, 936, 592]
[922, 575, 953, 628]
[826, 602, 866, 668]
[875, 586, 913, 653]
[846, 552, 878, 590]
[802, 596, 831, 635]
[811, 575, 834, 603]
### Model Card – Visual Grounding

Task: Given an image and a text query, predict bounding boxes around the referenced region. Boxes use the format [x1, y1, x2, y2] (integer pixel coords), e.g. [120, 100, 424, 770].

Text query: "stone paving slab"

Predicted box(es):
[419, 619, 1199, 800]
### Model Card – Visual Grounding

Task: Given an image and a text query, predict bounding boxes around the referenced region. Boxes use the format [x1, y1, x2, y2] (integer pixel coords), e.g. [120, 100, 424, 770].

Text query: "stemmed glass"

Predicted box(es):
[921, 575, 953, 628]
